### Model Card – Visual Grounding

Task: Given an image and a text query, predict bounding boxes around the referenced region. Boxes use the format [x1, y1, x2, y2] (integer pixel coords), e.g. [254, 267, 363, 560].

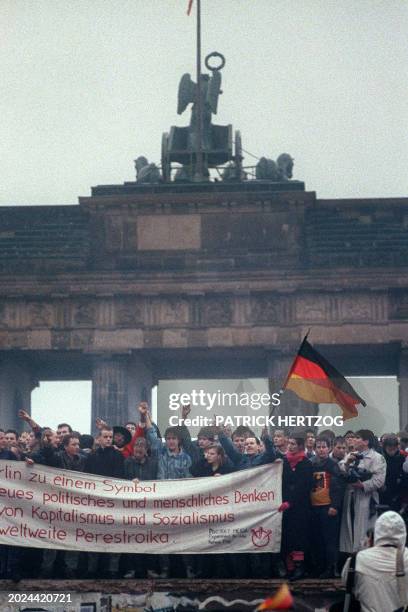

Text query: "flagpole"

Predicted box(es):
[194, 0, 204, 181]
[280, 331, 311, 392]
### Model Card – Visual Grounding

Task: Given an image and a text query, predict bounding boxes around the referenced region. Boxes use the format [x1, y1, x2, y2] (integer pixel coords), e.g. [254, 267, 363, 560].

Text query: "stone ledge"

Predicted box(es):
[0, 577, 345, 595]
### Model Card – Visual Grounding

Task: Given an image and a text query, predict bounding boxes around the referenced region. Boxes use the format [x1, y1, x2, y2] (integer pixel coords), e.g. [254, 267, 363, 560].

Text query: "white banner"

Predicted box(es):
[0, 460, 282, 554]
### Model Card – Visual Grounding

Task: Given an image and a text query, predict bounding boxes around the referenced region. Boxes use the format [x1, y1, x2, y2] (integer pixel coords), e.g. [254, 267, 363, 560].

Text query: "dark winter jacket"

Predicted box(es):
[56, 450, 87, 472]
[282, 456, 314, 508]
[281, 456, 314, 553]
[85, 446, 124, 478]
[379, 451, 405, 509]
[218, 433, 277, 470]
[124, 456, 158, 481]
[191, 457, 235, 477]
[29, 445, 61, 468]
[0, 449, 18, 461]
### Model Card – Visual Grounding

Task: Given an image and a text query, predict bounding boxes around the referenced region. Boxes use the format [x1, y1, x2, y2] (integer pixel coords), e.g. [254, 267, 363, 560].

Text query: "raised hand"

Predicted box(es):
[181, 403, 191, 420]
[138, 402, 148, 416]
[18, 409, 30, 421]
[95, 417, 108, 430]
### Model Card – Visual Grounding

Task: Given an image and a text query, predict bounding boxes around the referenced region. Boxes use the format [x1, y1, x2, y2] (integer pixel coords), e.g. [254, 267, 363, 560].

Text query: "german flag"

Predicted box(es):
[283, 335, 366, 420]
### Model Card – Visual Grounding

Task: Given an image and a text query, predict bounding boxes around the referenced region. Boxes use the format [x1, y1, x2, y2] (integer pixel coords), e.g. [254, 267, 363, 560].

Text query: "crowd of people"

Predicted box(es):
[0, 403, 407, 587]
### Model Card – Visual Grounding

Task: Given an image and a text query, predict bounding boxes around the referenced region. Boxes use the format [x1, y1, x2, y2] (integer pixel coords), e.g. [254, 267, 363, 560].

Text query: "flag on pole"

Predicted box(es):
[187, 0, 194, 15]
[282, 334, 366, 420]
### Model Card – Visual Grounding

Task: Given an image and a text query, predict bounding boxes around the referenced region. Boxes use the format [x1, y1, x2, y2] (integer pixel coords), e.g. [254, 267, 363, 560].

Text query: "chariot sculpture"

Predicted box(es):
[161, 52, 243, 182]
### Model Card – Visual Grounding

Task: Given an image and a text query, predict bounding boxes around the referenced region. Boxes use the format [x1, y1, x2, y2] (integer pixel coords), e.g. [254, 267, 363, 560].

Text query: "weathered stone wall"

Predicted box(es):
[1, 186, 407, 426]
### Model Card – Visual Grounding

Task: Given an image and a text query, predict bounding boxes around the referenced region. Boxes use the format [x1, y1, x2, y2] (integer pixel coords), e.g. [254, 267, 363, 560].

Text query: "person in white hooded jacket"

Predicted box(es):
[341, 511, 408, 612]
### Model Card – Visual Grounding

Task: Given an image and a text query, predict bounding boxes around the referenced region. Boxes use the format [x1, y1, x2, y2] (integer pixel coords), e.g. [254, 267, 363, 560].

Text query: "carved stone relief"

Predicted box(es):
[389, 293, 408, 320]
[158, 297, 189, 326]
[115, 299, 144, 327]
[337, 295, 372, 321]
[28, 302, 53, 327]
[202, 296, 232, 326]
[73, 301, 97, 327]
[251, 295, 282, 324]
[295, 295, 329, 322]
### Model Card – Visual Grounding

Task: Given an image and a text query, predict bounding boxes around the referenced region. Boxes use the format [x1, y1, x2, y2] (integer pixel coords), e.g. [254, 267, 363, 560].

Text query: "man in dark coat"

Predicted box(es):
[310, 436, 346, 578]
[85, 427, 124, 478]
[279, 434, 314, 581]
[379, 434, 405, 511]
[218, 431, 277, 469]
[84, 427, 124, 578]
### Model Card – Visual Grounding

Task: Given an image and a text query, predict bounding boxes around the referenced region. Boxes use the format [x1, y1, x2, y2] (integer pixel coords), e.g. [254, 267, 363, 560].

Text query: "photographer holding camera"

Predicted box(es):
[339, 429, 386, 555]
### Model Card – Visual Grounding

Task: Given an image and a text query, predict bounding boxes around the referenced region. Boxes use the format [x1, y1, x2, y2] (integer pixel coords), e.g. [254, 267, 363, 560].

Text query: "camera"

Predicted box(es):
[347, 453, 372, 483]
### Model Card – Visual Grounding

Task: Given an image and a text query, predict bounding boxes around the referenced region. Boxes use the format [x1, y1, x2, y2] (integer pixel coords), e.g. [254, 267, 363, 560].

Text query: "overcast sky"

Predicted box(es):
[1, 0, 407, 206]
[2, 1, 406, 432]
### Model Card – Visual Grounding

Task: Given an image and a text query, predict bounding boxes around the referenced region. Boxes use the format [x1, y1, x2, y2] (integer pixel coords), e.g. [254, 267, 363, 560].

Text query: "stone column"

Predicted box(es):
[127, 355, 154, 421]
[398, 346, 408, 430]
[267, 349, 318, 431]
[0, 360, 38, 430]
[91, 355, 129, 432]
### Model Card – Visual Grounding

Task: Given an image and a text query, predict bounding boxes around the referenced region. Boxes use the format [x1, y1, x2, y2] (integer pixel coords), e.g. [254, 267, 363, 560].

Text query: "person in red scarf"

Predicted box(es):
[279, 433, 314, 581]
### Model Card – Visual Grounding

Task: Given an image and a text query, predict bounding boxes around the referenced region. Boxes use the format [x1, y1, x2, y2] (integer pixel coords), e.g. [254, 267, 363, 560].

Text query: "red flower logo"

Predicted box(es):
[251, 526, 272, 548]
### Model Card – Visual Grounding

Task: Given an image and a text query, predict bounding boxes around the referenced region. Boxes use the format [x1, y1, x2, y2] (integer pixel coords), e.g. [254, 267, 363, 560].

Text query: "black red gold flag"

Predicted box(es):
[283, 335, 366, 420]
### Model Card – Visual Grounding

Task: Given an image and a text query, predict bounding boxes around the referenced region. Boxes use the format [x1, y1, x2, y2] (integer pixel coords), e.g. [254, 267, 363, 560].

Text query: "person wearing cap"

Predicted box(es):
[341, 510, 408, 612]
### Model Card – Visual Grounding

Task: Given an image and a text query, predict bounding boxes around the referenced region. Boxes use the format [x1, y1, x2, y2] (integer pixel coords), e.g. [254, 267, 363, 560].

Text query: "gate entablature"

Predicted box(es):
[1, 189, 408, 429]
